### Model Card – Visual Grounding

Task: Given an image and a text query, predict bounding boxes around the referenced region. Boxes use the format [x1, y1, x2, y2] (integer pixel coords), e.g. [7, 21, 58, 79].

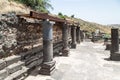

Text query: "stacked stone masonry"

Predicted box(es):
[0, 55, 28, 80]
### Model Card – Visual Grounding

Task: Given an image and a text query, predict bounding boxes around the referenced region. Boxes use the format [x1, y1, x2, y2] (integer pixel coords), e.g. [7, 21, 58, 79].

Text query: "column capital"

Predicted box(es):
[42, 20, 55, 40]
[42, 19, 55, 25]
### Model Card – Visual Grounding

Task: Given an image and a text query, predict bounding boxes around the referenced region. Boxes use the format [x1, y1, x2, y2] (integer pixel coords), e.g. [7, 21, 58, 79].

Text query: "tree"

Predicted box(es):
[71, 14, 75, 18]
[12, 0, 53, 13]
[58, 12, 65, 19]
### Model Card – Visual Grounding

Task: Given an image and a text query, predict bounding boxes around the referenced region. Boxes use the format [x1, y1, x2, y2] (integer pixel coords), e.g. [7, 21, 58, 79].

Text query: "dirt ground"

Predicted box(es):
[25, 41, 120, 80]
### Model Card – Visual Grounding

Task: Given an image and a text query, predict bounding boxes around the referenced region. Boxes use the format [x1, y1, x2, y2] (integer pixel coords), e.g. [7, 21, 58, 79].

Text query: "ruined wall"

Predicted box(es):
[0, 13, 64, 79]
[0, 13, 18, 58]
[0, 13, 63, 59]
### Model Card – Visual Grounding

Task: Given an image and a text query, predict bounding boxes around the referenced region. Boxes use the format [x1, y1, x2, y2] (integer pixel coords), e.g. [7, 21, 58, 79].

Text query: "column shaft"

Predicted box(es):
[62, 23, 69, 56]
[76, 27, 80, 43]
[111, 28, 119, 53]
[71, 26, 76, 48]
[110, 28, 120, 61]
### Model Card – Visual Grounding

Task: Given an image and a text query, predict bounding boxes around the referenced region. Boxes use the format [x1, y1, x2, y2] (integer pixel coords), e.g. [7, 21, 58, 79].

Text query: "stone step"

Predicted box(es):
[5, 55, 21, 66]
[6, 61, 25, 75]
[4, 67, 28, 80]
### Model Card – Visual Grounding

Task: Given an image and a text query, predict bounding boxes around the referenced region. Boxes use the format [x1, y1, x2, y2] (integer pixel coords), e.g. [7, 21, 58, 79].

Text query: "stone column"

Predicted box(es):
[39, 20, 55, 75]
[68, 25, 71, 40]
[80, 30, 84, 42]
[71, 25, 77, 48]
[110, 28, 120, 60]
[62, 23, 69, 56]
[76, 27, 81, 44]
[68, 26, 72, 47]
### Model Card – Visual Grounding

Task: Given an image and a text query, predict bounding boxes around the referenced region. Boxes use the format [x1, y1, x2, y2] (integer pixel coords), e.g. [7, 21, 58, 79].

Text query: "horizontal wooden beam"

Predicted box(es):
[30, 11, 66, 23]
[17, 11, 79, 25]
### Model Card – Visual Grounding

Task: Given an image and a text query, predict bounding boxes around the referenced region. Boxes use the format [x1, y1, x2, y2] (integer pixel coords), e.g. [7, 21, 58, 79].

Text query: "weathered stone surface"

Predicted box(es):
[25, 56, 39, 65]
[71, 26, 77, 49]
[39, 61, 56, 75]
[5, 67, 28, 80]
[62, 24, 69, 56]
[5, 55, 21, 66]
[7, 61, 24, 74]
[0, 59, 6, 70]
[27, 60, 38, 68]
[0, 69, 8, 80]
[110, 28, 120, 60]
[110, 28, 119, 53]
[105, 43, 111, 50]
[62, 48, 69, 56]
[0, 13, 18, 58]
[71, 44, 76, 48]
[110, 52, 120, 61]
[76, 27, 81, 44]
[36, 59, 43, 66]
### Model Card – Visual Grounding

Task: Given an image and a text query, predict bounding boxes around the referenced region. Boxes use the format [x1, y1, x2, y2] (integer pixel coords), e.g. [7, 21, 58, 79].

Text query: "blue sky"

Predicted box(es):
[50, 0, 120, 25]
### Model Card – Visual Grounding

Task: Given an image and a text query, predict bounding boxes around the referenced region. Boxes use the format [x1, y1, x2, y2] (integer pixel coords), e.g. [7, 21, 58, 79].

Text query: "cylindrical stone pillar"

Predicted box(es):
[68, 26, 72, 47]
[80, 30, 84, 42]
[43, 20, 54, 62]
[110, 28, 119, 54]
[68, 25, 71, 40]
[76, 27, 81, 44]
[62, 23, 69, 56]
[110, 28, 120, 61]
[71, 26, 77, 48]
[40, 20, 56, 75]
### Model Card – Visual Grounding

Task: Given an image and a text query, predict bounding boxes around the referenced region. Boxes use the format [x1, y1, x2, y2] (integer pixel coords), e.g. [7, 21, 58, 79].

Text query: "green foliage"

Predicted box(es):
[102, 34, 111, 39]
[71, 14, 75, 18]
[58, 12, 65, 19]
[10, 0, 53, 13]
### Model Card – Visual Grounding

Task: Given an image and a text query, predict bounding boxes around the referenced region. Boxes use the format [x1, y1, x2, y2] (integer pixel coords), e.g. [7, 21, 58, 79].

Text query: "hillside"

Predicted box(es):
[74, 18, 111, 34]
[0, 0, 111, 34]
[108, 24, 120, 28]
[0, 0, 30, 14]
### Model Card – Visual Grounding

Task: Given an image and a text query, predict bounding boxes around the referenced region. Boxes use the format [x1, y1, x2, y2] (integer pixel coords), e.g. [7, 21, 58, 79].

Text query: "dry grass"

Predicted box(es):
[0, 0, 31, 14]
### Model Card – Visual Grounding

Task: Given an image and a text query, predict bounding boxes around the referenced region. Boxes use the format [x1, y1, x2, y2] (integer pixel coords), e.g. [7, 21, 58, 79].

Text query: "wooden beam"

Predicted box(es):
[17, 11, 74, 24]
[30, 11, 66, 23]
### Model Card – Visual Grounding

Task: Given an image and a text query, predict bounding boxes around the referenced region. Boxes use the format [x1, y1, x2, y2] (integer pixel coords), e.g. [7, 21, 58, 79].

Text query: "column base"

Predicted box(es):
[105, 43, 111, 50]
[62, 48, 70, 56]
[39, 61, 56, 75]
[71, 44, 76, 49]
[77, 40, 80, 44]
[110, 52, 120, 61]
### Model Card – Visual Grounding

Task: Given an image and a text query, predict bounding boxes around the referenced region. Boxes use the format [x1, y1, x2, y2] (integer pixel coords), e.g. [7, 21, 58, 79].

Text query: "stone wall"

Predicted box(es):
[0, 13, 18, 58]
[0, 13, 63, 59]
[0, 13, 64, 79]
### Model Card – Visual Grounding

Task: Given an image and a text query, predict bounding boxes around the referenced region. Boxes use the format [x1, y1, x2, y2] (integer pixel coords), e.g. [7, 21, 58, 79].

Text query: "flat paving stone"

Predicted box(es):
[25, 41, 120, 80]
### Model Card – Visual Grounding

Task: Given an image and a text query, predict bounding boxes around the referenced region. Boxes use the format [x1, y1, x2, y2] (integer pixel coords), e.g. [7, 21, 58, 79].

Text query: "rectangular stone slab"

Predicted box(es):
[0, 69, 8, 80]
[5, 55, 21, 66]
[4, 67, 28, 80]
[7, 61, 25, 75]
[0, 59, 6, 70]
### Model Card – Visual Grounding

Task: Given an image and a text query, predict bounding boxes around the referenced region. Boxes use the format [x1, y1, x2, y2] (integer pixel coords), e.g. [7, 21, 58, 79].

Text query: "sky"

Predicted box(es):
[50, 0, 120, 25]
